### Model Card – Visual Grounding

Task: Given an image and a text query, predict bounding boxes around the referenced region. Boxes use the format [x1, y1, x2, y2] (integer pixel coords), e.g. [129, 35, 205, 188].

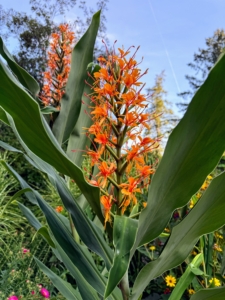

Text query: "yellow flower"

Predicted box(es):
[213, 243, 223, 252]
[207, 175, 213, 180]
[215, 232, 223, 239]
[196, 192, 201, 199]
[189, 200, 194, 209]
[209, 278, 221, 287]
[165, 275, 176, 287]
[188, 289, 195, 295]
[149, 245, 156, 251]
[201, 181, 208, 190]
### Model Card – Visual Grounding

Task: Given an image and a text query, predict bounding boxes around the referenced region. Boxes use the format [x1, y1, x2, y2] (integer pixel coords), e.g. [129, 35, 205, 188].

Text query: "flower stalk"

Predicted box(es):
[85, 45, 159, 224]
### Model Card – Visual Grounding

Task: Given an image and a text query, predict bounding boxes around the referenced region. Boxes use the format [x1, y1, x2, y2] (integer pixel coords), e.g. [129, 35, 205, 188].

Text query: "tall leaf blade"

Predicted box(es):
[104, 216, 138, 298]
[33, 191, 121, 299]
[135, 52, 225, 248]
[0, 139, 112, 266]
[0, 37, 40, 97]
[169, 253, 203, 300]
[52, 175, 113, 270]
[191, 287, 225, 300]
[66, 64, 100, 167]
[131, 171, 225, 299]
[35, 258, 83, 300]
[52, 11, 100, 144]
[0, 64, 103, 222]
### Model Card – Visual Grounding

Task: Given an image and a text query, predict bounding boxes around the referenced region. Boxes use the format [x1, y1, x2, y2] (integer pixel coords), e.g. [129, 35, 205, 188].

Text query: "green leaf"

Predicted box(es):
[134, 52, 225, 248]
[0, 187, 32, 216]
[34, 192, 122, 299]
[0, 132, 110, 256]
[3, 158, 105, 295]
[1, 160, 37, 204]
[0, 107, 10, 125]
[40, 106, 60, 114]
[0, 37, 40, 98]
[169, 253, 203, 300]
[35, 258, 82, 300]
[66, 64, 100, 167]
[0, 140, 23, 153]
[190, 287, 225, 300]
[52, 11, 100, 144]
[190, 265, 204, 276]
[131, 171, 225, 299]
[36, 226, 55, 248]
[18, 202, 62, 261]
[52, 238, 100, 300]
[104, 216, 138, 298]
[51, 174, 113, 270]
[18, 202, 42, 230]
[0, 67, 103, 222]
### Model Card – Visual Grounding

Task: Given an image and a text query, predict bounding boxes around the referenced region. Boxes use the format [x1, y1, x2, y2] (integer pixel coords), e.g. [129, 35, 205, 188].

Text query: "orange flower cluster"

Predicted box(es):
[86, 46, 159, 224]
[40, 24, 75, 108]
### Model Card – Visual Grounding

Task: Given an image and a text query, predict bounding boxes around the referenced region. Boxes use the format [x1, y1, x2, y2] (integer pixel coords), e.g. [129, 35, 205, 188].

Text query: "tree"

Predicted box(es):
[178, 29, 225, 110]
[1, 0, 108, 85]
[146, 72, 175, 149]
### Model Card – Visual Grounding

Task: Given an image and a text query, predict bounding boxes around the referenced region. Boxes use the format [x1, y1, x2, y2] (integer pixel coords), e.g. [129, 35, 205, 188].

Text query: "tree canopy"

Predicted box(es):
[178, 29, 225, 110]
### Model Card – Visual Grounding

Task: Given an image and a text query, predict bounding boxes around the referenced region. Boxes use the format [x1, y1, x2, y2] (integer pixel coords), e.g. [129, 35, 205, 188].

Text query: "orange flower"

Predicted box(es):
[101, 195, 112, 224]
[40, 24, 75, 107]
[137, 165, 153, 178]
[97, 161, 116, 188]
[120, 177, 141, 209]
[55, 206, 63, 213]
[84, 45, 159, 223]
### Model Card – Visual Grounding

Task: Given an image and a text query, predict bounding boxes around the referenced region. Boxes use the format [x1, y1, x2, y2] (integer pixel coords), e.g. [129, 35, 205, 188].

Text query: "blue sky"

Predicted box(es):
[2, 0, 225, 115]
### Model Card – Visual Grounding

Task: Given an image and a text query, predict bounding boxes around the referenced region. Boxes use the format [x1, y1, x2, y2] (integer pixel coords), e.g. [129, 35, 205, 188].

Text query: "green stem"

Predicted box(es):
[69, 213, 79, 243]
[66, 177, 80, 243]
[200, 236, 208, 287]
[106, 144, 119, 161]
[120, 270, 130, 300]
[130, 212, 141, 219]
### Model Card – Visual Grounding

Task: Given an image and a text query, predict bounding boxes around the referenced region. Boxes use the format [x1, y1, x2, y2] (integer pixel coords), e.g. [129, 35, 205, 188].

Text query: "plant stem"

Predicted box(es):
[66, 177, 80, 243]
[68, 212, 80, 243]
[120, 270, 130, 300]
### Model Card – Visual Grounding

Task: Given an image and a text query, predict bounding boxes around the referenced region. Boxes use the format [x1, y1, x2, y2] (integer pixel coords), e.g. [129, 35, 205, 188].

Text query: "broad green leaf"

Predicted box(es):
[35, 258, 82, 300]
[0, 37, 40, 97]
[131, 171, 225, 299]
[0, 141, 23, 153]
[66, 64, 100, 167]
[0, 187, 32, 216]
[41, 106, 60, 114]
[0, 139, 110, 260]
[169, 253, 203, 300]
[18, 202, 42, 230]
[52, 238, 100, 300]
[3, 158, 105, 295]
[0, 132, 103, 229]
[52, 11, 100, 144]
[1, 160, 37, 204]
[0, 68, 103, 222]
[34, 191, 122, 299]
[105, 216, 138, 298]
[51, 175, 113, 270]
[0, 107, 10, 125]
[18, 202, 62, 261]
[191, 287, 225, 300]
[135, 52, 225, 248]
[36, 226, 55, 248]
